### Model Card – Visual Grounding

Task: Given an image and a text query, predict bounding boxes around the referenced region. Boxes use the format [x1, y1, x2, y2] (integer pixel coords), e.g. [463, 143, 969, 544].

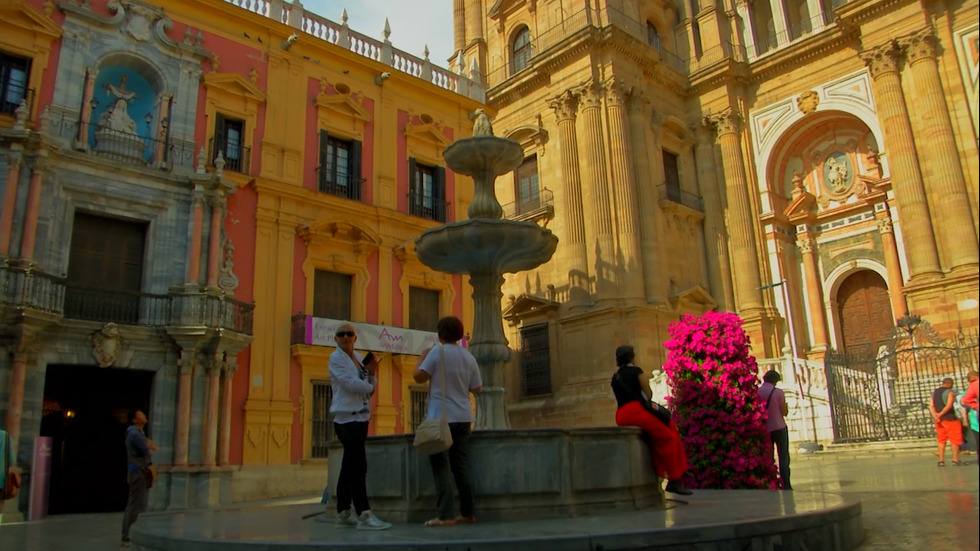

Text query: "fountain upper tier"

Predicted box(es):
[443, 136, 524, 220]
[415, 218, 557, 276]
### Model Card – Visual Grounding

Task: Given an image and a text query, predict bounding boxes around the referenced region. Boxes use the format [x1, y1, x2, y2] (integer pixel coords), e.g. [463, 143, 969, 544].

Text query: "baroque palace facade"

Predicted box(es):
[460, 0, 979, 430]
[1, 0, 483, 516]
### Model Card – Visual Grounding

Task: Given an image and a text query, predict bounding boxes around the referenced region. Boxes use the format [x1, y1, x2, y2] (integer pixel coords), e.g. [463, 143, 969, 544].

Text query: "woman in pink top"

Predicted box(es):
[758, 370, 791, 489]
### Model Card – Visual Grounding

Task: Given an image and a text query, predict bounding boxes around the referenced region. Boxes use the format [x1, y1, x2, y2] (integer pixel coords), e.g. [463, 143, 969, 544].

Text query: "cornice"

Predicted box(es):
[834, 0, 911, 26]
[746, 24, 859, 84]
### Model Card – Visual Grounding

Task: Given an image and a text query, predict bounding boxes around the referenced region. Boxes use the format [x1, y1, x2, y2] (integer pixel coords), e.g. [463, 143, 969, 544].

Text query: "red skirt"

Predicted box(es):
[615, 401, 688, 480]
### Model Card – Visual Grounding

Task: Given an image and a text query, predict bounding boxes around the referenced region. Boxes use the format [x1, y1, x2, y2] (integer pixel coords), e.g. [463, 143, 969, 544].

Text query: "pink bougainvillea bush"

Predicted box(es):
[663, 311, 778, 489]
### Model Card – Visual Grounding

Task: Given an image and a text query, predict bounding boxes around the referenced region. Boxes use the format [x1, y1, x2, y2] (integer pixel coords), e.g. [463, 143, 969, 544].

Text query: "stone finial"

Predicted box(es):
[13, 100, 28, 130]
[197, 147, 207, 174]
[456, 52, 466, 75]
[473, 108, 494, 136]
[424, 44, 430, 61]
[38, 106, 54, 135]
[469, 56, 481, 83]
[195, 29, 204, 47]
[383, 18, 391, 42]
[341, 8, 348, 25]
[183, 26, 193, 44]
[215, 150, 226, 176]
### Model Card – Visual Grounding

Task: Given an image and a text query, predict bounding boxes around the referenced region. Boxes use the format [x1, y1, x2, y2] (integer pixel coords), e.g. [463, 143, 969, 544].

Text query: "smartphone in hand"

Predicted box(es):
[362, 352, 376, 366]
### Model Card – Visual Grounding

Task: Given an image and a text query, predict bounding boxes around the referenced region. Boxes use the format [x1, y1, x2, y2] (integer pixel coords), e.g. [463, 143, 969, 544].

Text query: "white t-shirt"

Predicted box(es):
[418, 343, 482, 423]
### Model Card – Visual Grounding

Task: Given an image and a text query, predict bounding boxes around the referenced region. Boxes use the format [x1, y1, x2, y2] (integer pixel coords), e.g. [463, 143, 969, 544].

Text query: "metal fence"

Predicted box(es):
[409, 385, 429, 433]
[311, 380, 334, 458]
[825, 325, 979, 443]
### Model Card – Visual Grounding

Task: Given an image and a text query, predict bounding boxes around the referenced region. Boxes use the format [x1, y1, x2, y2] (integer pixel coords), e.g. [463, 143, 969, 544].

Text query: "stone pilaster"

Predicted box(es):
[876, 215, 907, 318]
[604, 78, 644, 301]
[694, 125, 735, 310]
[627, 94, 662, 304]
[549, 89, 591, 306]
[173, 351, 195, 466]
[187, 186, 205, 284]
[859, 42, 942, 280]
[201, 353, 222, 466]
[74, 67, 97, 151]
[19, 157, 47, 262]
[899, 29, 979, 272]
[206, 193, 225, 289]
[453, 0, 465, 52]
[734, 0, 757, 58]
[796, 235, 828, 353]
[578, 81, 615, 300]
[218, 358, 236, 467]
[4, 335, 38, 459]
[0, 153, 23, 257]
[705, 109, 763, 312]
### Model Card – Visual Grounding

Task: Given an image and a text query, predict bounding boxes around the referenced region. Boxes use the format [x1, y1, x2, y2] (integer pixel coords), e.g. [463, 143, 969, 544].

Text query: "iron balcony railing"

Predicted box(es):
[0, 265, 254, 334]
[1, 86, 35, 118]
[316, 167, 362, 200]
[45, 114, 197, 171]
[408, 193, 450, 223]
[658, 184, 704, 213]
[208, 136, 251, 175]
[502, 188, 555, 220]
[291, 314, 308, 345]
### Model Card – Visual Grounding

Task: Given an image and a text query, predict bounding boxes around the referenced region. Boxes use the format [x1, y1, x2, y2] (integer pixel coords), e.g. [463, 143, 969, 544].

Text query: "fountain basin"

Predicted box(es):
[443, 136, 525, 177]
[414, 219, 558, 275]
[328, 428, 663, 522]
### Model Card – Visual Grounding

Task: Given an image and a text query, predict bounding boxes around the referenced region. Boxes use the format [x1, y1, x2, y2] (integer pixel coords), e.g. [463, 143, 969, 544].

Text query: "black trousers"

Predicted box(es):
[121, 469, 148, 541]
[334, 421, 370, 515]
[428, 422, 475, 521]
[770, 427, 792, 489]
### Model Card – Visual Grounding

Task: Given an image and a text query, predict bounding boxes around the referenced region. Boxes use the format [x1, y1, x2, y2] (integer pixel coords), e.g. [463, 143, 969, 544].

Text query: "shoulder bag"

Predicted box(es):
[413, 344, 454, 455]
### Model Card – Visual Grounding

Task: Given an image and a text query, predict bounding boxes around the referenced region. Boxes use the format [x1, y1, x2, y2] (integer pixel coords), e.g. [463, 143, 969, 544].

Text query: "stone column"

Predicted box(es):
[0, 153, 23, 257]
[796, 236, 828, 352]
[464, 0, 483, 44]
[899, 29, 979, 272]
[187, 186, 205, 284]
[4, 336, 36, 459]
[695, 125, 735, 310]
[173, 352, 195, 466]
[206, 193, 225, 288]
[578, 81, 616, 299]
[549, 90, 591, 306]
[218, 359, 237, 467]
[604, 79, 644, 300]
[735, 0, 758, 58]
[18, 158, 46, 262]
[768, 0, 790, 47]
[860, 43, 942, 280]
[74, 67, 97, 150]
[628, 95, 662, 304]
[877, 216, 908, 318]
[453, 0, 466, 51]
[706, 109, 764, 312]
[202, 354, 222, 467]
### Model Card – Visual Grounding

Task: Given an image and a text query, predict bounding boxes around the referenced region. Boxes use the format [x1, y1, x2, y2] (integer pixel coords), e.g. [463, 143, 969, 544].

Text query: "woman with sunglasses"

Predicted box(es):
[328, 323, 392, 530]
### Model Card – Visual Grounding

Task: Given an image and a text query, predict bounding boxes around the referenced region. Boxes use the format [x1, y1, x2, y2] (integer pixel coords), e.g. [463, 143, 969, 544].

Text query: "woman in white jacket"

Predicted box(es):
[328, 323, 391, 530]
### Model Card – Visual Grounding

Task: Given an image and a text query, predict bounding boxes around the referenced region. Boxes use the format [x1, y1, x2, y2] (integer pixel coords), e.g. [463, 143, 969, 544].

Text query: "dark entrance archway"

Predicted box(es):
[41, 365, 153, 514]
[837, 270, 894, 355]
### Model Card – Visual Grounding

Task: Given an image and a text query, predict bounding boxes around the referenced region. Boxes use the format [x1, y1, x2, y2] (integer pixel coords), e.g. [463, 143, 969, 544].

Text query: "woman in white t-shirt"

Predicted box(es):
[414, 316, 483, 527]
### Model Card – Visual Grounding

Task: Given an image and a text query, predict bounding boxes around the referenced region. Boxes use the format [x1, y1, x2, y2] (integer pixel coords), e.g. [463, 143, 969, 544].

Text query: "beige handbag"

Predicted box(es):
[413, 344, 453, 455]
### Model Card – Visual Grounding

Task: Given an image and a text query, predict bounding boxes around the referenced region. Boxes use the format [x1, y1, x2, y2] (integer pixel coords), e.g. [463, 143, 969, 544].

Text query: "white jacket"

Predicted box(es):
[328, 348, 376, 416]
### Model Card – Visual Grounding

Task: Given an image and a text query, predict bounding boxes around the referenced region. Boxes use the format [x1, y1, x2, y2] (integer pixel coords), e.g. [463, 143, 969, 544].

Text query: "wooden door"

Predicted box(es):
[837, 270, 894, 355]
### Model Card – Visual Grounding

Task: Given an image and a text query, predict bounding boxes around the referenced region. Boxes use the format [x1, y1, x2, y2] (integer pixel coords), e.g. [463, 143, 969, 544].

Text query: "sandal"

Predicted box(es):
[937, 461, 945, 467]
[424, 517, 455, 527]
[454, 515, 476, 525]
[952, 461, 965, 466]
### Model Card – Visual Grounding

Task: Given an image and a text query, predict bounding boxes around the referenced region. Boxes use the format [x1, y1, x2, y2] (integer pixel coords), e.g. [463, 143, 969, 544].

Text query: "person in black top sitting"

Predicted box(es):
[611, 345, 692, 495]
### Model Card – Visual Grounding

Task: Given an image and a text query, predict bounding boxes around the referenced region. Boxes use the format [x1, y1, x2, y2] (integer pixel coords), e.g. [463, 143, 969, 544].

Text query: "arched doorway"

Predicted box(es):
[837, 270, 894, 355]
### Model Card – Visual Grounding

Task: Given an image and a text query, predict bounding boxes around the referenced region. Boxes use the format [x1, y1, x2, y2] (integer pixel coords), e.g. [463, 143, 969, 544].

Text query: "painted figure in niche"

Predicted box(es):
[103, 75, 139, 134]
[823, 152, 851, 192]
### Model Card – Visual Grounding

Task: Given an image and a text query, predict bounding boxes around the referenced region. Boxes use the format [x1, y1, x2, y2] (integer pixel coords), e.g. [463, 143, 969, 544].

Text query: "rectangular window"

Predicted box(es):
[409, 384, 429, 432]
[212, 113, 248, 173]
[313, 270, 352, 320]
[0, 52, 31, 116]
[65, 212, 147, 324]
[515, 155, 540, 214]
[409, 287, 439, 331]
[663, 150, 681, 200]
[318, 130, 362, 200]
[520, 323, 552, 397]
[311, 380, 334, 458]
[409, 158, 447, 222]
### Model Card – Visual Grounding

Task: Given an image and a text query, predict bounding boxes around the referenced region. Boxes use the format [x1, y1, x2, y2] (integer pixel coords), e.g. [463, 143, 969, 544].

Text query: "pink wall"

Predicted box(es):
[226, 184, 257, 465]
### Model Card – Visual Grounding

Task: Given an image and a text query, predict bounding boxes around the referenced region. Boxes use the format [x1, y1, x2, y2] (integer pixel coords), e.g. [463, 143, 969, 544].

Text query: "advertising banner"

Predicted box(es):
[307, 318, 440, 355]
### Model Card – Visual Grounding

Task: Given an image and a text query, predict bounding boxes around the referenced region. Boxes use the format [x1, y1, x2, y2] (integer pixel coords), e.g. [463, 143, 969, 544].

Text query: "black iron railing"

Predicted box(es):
[659, 184, 704, 212]
[311, 380, 335, 457]
[45, 114, 196, 170]
[408, 193, 449, 222]
[0, 265, 254, 334]
[1, 86, 35, 118]
[316, 167, 362, 200]
[502, 188, 554, 219]
[208, 136, 251, 175]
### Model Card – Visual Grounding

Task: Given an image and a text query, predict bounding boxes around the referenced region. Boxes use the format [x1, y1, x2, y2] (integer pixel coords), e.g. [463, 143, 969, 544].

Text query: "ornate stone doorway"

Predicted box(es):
[837, 270, 894, 355]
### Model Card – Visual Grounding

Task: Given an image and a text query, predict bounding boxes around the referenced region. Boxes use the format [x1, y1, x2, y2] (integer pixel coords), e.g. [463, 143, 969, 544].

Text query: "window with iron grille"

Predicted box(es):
[520, 323, 552, 397]
[663, 150, 681, 198]
[0, 52, 30, 116]
[318, 130, 362, 200]
[646, 22, 662, 51]
[408, 158, 446, 222]
[511, 26, 531, 74]
[313, 270, 351, 320]
[409, 385, 429, 432]
[212, 113, 247, 173]
[515, 155, 540, 214]
[311, 380, 334, 458]
[409, 287, 439, 331]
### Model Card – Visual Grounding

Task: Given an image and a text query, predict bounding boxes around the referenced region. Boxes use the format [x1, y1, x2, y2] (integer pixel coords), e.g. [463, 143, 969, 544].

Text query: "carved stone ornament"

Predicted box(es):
[217, 228, 240, 292]
[797, 90, 820, 115]
[92, 322, 123, 367]
[823, 151, 853, 193]
[705, 109, 740, 138]
[859, 42, 902, 78]
[549, 89, 579, 122]
[900, 28, 939, 65]
[877, 217, 893, 234]
[122, 3, 155, 41]
[796, 238, 815, 254]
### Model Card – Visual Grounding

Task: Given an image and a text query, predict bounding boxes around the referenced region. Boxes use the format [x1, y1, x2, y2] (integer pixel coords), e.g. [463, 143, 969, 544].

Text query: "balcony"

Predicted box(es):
[1, 86, 35, 119]
[208, 136, 251, 175]
[408, 193, 450, 223]
[316, 167, 362, 200]
[43, 114, 197, 170]
[0, 265, 254, 334]
[502, 188, 554, 226]
[658, 184, 704, 213]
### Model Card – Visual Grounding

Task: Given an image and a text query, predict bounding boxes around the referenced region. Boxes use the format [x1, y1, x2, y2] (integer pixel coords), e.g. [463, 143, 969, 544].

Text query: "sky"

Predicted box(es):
[303, 1, 456, 67]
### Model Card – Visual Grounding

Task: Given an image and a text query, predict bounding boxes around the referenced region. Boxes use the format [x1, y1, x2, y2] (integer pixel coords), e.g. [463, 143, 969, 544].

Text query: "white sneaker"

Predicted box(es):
[336, 508, 357, 527]
[356, 510, 392, 531]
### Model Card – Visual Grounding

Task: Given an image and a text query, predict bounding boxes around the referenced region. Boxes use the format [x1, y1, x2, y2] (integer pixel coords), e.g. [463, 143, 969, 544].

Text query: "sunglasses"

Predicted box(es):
[335, 331, 356, 338]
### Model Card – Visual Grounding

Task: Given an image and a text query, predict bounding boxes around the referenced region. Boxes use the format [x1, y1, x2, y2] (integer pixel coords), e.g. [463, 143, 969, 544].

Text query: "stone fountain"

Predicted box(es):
[413, 117, 558, 429]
